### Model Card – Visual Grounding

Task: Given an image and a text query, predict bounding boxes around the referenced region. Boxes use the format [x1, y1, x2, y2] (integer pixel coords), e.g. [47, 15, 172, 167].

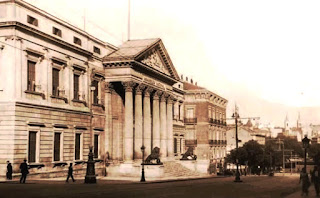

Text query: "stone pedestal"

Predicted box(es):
[178, 160, 210, 174]
[106, 162, 165, 180]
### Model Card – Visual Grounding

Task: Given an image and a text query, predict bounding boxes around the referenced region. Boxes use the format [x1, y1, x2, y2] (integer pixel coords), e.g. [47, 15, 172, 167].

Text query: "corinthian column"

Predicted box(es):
[160, 94, 167, 158]
[104, 82, 113, 159]
[134, 84, 143, 159]
[167, 96, 174, 159]
[122, 81, 135, 162]
[143, 87, 152, 156]
[152, 91, 161, 149]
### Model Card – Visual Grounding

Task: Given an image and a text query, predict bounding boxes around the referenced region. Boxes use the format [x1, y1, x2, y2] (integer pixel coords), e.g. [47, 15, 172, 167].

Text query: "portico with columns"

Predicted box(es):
[103, 39, 182, 164]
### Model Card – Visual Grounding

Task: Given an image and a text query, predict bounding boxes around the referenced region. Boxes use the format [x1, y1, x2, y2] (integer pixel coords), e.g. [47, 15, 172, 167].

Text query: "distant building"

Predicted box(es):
[226, 123, 266, 153]
[275, 113, 303, 141]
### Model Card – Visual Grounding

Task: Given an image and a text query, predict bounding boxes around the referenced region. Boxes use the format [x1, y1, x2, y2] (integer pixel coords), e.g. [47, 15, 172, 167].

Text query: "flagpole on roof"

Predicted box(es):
[128, 0, 131, 41]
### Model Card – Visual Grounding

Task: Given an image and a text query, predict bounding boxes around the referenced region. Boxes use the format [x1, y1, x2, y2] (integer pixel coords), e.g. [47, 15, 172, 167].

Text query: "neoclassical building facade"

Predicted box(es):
[0, 0, 226, 178]
[103, 39, 184, 162]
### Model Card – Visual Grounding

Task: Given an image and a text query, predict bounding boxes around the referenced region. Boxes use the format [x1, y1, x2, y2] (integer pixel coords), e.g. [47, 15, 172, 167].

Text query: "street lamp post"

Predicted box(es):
[85, 85, 97, 184]
[232, 109, 242, 182]
[140, 145, 146, 182]
[302, 135, 310, 171]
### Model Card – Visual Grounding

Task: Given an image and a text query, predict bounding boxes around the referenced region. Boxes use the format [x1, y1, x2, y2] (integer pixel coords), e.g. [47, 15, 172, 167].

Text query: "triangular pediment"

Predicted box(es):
[140, 48, 171, 76]
[136, 40, 180, 80]
[103, 38, 180, 81]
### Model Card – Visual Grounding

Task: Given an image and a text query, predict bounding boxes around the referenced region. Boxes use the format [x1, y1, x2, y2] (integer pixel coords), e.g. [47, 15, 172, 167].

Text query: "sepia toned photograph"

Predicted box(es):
[0, 0, 319, 197]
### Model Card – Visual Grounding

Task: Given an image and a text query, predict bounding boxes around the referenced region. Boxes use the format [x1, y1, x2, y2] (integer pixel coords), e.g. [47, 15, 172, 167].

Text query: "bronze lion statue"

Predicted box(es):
[144, 147, 162, 164]
[181, 147, 197, 160]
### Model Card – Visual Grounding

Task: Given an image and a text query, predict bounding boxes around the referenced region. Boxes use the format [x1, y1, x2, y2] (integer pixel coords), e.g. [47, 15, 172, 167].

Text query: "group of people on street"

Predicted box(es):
[300, 166, 320, 197]
[5, 160, 76, 183]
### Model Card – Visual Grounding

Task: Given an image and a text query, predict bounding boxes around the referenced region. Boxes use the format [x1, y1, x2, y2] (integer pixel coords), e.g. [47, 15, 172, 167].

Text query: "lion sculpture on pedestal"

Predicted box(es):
[181, 147, 197, 160]
[144, 147, 162, 165]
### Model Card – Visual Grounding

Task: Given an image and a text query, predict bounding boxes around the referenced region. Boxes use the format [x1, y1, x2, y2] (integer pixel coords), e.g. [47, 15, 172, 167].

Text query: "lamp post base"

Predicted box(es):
[140, 168, 146, 182]
[234, 171, 242, 182]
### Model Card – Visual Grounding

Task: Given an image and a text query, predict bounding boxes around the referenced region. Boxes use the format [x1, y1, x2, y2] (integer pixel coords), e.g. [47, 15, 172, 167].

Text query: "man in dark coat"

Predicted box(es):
[312, 165, 320, 197]
[6, 161, 12, 180]
[66, 163, 75, 182]
[19, 159, 29, 183]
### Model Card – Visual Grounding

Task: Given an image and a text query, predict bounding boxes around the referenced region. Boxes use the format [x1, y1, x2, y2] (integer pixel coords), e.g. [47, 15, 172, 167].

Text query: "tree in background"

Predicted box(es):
[226, 147, 248, 166]
[308, 143, 320, 165]
[243, 140, 264, 174]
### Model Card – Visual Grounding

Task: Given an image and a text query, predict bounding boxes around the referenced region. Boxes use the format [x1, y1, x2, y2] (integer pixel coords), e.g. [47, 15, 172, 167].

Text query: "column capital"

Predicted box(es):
[153, 90, 163, 100]
[105, 82, 114, 93]
[122, 81, 136, 92]
[167, 95, 175, 104]
[160, 93, 169, 102]
[144, 87, 153, 97]
[135, 84, 146, 95]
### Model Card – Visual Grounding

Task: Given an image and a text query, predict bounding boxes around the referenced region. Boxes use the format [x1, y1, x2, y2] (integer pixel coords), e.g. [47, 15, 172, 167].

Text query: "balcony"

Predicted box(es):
[184, 118, 197, 124]
[209, 140, 217, 145]
[185, 139, 197, 146]
[209, 140, 227, 145]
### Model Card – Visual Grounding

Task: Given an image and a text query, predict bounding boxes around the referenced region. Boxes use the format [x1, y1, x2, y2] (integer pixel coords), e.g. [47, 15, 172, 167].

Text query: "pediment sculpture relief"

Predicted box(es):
[141, 49, 170, 75]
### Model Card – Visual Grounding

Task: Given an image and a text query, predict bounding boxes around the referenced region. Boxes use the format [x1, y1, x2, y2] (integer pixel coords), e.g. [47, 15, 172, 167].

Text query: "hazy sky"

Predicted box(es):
[25, 0, 320, 125]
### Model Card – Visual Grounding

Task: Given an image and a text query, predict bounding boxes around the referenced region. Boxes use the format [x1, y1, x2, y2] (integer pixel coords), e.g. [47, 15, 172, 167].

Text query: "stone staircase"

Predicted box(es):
[163, 161, 205, 178]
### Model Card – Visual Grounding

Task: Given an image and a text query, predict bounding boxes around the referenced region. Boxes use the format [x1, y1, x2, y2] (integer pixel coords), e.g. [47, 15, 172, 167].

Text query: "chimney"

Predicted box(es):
[181, 74, 183, 80]
[186, 76, 188, 82]
[191, 79, 193, 84]
[195, 82, 197, 86]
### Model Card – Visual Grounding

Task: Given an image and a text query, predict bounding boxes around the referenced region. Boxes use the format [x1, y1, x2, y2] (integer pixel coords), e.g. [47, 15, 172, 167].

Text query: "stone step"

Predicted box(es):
[163, 161, 203, 178]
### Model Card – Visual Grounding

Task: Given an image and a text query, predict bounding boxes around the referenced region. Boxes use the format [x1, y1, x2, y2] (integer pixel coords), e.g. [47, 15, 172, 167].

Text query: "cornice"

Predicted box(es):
[15, 101, 91, 115]
[0, 21, 94, 57]
[0, 0, 117, 50]
[132, 61, 177, 85]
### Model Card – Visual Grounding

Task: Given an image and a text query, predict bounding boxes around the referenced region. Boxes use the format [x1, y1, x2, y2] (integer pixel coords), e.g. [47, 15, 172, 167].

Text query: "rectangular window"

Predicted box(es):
[74, 37, 82, 46]
[186, 108, 194, 118]
[28, 131, 37, 163]
[27, 15, 38, 26]
[92, 80, 99, 104]
[94, 134, 99, 158]
[174, 138, 177, 154]
[54, 133, 61, 161]
[93, 46, 101, 54]
[180, 138, 182, 153]
[27, 60, 36, 91]
[52, 27, 62, 37]
[178, 104, 181, 119]
[73, 74, 80, 100]
[52, 68, 60, 96]
[75, 134, 81, 160]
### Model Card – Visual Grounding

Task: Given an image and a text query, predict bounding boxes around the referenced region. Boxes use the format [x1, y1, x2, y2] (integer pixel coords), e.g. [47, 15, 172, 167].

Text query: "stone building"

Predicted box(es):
[102, 39, 185, 176]
[0, 0, 190, 178]
[0, 0, 117, 178]
[182, 78, 228, 172]
[0, 0, 229, 178]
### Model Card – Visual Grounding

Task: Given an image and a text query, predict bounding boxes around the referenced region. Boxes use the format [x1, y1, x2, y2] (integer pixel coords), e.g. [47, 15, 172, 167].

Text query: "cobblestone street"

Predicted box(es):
[1, 175, 301, 198]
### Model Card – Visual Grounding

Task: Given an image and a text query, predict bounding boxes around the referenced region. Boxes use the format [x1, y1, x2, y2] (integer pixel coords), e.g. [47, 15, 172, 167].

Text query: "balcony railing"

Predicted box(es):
[212, 119, 227, 126]
[184, 118, 197, 124]
[209, 140, 227, 145]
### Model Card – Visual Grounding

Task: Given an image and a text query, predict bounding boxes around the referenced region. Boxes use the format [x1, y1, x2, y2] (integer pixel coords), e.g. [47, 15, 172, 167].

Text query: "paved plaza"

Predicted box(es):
[0, 175, 304, 198]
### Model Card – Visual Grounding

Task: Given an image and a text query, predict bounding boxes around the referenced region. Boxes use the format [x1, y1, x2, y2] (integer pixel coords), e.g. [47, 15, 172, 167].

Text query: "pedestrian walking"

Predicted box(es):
[66, 163, 75, 182]
[19, 159, 29, 183]
[312, 166, 320, 197]
[299, 167, 310, 196]
[6, 161, 12, 180]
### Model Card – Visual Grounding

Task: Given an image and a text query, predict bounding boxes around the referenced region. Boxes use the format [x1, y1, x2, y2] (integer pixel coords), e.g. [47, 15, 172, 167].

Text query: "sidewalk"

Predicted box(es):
[0, 174, 223, 184]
